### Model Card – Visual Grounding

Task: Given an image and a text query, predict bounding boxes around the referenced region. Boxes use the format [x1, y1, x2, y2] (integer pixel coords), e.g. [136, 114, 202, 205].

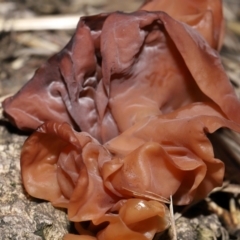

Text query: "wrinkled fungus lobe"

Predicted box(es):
[3, 5, 230, 144]
[140, 0, 224, 50]
[3, 0, 240, 239]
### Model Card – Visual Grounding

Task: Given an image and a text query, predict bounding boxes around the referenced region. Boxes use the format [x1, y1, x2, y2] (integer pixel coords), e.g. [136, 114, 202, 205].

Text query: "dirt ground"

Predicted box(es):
[1, 0, 240, 239]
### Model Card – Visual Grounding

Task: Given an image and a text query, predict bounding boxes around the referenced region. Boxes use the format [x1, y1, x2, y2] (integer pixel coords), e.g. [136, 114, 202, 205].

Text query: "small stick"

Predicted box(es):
[0, 94, 13, 103]
[170, 195, 177, 240]
[0, 15, 81, 32]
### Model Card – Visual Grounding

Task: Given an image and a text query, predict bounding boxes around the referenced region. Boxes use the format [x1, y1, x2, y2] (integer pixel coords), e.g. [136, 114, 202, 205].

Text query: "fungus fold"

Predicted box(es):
[3, 9, 234, 144]
[2, 1, 240, 239]
[140, 0, 224, 50]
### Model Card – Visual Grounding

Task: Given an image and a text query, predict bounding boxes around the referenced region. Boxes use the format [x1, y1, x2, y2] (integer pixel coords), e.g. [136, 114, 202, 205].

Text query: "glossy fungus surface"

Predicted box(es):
[140, 0, 224, 50]
[3, 1, 240, 239]
[3, 10, 235, 143]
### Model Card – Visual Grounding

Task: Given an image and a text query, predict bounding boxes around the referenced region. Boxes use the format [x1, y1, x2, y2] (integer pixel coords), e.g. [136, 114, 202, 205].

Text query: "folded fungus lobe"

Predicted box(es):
[2, 1, 240, 239]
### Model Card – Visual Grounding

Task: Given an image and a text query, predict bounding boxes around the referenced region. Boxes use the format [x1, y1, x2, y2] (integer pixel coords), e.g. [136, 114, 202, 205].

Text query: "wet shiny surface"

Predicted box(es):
[3, 1, 240, 239]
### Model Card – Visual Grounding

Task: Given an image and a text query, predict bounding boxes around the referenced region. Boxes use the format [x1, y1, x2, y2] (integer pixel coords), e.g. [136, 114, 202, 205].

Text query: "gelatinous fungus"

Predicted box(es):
[2, 1, 240, 239]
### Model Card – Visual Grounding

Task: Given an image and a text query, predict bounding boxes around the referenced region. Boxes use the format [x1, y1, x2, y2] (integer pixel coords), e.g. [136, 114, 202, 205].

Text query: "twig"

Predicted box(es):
[0, 15, 81, 32]
[227, 21, 240, 36]
[15, 33, 60, 52]
[0, 94, 13, 103]
[170, 195, 177, 240]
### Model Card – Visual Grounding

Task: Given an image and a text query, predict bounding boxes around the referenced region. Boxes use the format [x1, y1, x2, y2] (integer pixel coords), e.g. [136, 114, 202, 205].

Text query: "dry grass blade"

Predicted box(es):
[169, 195, 177, 240]
[15, 33, 60, 52]
[228, 21, 240, 35]
[206, 196, 240, 237]
[0, 94, 14, 119]
[122, 187, 170, 204]
[230, 198, 240, 227]
[0, 15, 81, 32]
[0, 94, 14, 104]
[216, 130, 240, 167]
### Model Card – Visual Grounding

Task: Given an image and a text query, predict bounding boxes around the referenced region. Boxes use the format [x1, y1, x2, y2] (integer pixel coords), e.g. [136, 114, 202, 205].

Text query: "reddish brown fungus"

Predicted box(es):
[21, 121, 170, 239]
[2, 10, 237, 143]
[63, 199, 169, 240]
[140, 0, 224, 50]
[2, 1, 240, 239]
